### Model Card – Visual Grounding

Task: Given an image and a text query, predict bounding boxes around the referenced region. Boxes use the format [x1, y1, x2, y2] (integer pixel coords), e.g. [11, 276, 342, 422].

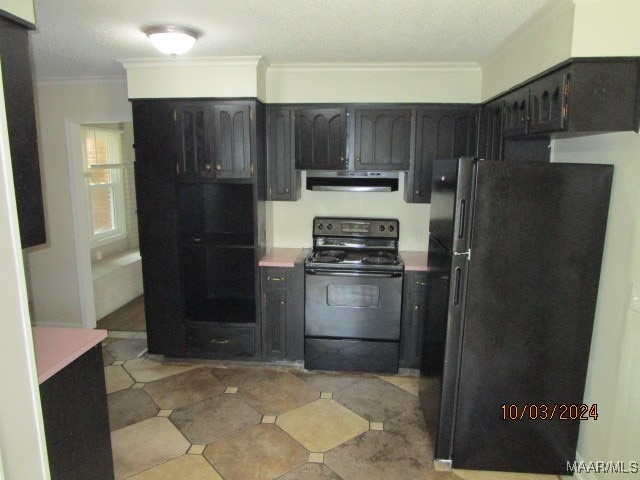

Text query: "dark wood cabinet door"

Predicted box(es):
[502, 88, 529, 138]
[213, 104, 252, 179]
[263, 289, 287, 360]
[399, 272, 428, 368]
[132, 100, 186, 357]
[478, 100, 504, 161]
[295, 108, 346, 170]
[528, 69, 569, 135]
[266, 107, 300, 200]
[354, 108, 412, 170]
[406, 106, 478, 203]
[0, 17, 46, 248]
[175, 101, 211, 176]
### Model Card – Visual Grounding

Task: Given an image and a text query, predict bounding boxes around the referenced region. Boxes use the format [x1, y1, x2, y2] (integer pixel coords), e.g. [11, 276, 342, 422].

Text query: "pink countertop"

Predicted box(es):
[400, 250, 429, 271]
[32, 327, 107, 384]
[259, 248, 305, 268]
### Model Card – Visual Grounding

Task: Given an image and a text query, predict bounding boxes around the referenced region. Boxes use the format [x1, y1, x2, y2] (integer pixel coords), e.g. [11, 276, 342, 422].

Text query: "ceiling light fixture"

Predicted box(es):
[144, 26, 200, 56]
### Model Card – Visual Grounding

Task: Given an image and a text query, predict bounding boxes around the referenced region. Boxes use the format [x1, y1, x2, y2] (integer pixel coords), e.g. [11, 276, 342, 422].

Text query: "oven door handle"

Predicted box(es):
[305, 268, 403, 278]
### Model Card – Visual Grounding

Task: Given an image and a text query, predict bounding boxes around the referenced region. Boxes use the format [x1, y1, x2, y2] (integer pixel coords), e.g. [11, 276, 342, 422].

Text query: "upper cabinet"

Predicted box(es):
[353, 108, 412, 171]
[477, 99, 504, 162]
[0, 15, 46, 248]
[212, 104, 252, 179]
[175, 100, 255, 181]
[266, 107, 301, 201]
[405, 106, 478, 204]
[527, 68, 568, 135]
[176, 102, 210, 176]
[501, 87, 530, 138]
[295, 107, 347, 170]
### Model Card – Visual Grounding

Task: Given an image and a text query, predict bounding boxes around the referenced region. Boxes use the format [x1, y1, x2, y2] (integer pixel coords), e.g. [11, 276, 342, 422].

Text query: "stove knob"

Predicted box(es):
[379, 225, 386, 232]
[327, 223, 333, 231]
[388, 225, 395, 232]
[317, 223, 324, 230]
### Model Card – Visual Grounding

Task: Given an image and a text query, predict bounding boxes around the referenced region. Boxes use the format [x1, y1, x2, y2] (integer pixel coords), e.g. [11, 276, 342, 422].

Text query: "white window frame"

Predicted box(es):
[80, 126, 127, 246]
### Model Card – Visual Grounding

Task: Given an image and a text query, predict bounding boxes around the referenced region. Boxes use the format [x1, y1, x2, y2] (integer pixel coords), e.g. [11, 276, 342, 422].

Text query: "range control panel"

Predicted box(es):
[312, 217, 399, 239]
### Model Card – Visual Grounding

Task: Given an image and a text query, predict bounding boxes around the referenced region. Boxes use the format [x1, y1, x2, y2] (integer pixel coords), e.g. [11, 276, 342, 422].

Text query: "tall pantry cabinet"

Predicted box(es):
[132, 98, 266, 359]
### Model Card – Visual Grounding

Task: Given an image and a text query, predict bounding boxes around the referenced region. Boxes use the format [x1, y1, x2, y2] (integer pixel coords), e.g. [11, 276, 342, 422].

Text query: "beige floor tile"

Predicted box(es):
[204, 424, 307, 480]
[309, 452, 325, 463]
[325, 429, 432, 480]
[454, 470, 560, 480]
[277, 463, 344, 480]
[126, 454, 222, 480]
[262, 415, 277, 424]
[123, 357, 198, 383]
[111, 417, 190, 479]
[238, 371, 319, 416]
[369, 421, 384, 431]
[377, 374, 420, 396]
[144, 367, 226, 410]
[276, 398, 369, 452]
[105, 365, 135, 394]
[170, 394, 262, 445]
[188, 445, 206, 455]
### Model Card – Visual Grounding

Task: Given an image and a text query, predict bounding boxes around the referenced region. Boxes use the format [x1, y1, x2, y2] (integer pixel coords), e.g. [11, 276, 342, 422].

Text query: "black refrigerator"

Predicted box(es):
[419, 158, 613, 474]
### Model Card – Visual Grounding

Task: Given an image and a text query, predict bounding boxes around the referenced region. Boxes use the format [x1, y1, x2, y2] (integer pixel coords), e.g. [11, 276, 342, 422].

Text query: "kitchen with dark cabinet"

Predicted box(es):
[132, 98, 267, 360]
[6, 1, 640, 479]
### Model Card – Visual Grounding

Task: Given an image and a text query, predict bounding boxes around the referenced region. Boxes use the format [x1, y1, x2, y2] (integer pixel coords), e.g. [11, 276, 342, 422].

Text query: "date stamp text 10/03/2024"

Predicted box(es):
[501, 404, 598, 421]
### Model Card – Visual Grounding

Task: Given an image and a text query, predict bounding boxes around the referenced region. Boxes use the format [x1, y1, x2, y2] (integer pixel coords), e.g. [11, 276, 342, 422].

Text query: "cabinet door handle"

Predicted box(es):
[211, 338, 231, 345]
[416, 281, 428, 286]
[216, 164, 222, 171]
[268, 276, 284, 282]
[204, 164, 211, 171]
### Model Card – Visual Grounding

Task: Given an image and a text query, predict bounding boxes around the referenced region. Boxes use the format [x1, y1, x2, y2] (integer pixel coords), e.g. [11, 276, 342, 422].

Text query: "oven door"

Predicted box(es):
[305, 268, 403, 340]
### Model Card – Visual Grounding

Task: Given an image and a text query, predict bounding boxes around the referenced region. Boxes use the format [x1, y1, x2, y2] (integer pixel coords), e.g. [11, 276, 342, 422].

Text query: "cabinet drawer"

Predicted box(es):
[264, 268, 288, 287]
[412, 273, 429, 295]
[186, 324, 255, 358]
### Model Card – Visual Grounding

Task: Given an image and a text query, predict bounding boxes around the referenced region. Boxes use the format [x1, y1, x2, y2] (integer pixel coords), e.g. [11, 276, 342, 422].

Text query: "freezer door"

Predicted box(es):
[429, 158, 475, 253]
[451, 161, 613, 473]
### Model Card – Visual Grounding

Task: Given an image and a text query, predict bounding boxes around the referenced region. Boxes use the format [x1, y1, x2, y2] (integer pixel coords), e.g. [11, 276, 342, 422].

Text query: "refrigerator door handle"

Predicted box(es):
[458, 199, 466, 240]
[453, 267, 462, 306]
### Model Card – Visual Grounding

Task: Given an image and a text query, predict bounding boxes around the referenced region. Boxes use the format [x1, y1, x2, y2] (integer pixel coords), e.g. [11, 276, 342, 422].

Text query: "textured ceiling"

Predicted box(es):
[29, 0, 552, 80]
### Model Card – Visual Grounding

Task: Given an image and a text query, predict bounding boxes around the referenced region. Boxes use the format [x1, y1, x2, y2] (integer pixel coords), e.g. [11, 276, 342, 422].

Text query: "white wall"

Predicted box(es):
[270, 172, 429, 251]
[480, 0, 575, 101]
[553, 132, 640, 476]
[26, 79, 131, 327]
[265, 63, 481, 104]
[0, 62, 49, 480]
[571, 0, 640, 57]
[0, 0, 34, 24]
[122, 57, 266, 100]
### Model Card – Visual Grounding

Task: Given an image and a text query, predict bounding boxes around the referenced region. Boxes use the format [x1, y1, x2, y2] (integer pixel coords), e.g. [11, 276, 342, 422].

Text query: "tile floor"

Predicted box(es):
[103, 332, 562, 480]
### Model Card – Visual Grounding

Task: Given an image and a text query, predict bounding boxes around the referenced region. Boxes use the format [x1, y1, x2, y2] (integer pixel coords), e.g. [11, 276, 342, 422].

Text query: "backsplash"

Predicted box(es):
[268, 172, 430, 251]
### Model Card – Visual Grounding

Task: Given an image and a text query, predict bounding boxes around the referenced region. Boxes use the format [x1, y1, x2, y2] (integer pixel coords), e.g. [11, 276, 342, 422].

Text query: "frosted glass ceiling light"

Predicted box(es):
[144, 26, 200, 56]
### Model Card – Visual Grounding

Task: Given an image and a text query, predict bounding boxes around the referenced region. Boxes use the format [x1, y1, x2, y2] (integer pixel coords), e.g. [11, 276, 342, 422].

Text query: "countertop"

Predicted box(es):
[32, 327, 107, 384]
[259, 248, 306, 268]
[400, 251, 429, 271]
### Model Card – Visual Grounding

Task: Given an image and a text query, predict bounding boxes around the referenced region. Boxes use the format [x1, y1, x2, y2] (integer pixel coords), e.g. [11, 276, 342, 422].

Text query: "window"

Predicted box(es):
[81, 126, 126, 245]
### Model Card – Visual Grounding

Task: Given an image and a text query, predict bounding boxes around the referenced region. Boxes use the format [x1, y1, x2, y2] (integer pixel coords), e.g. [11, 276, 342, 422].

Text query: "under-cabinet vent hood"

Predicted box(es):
[306, 171, 399, 192]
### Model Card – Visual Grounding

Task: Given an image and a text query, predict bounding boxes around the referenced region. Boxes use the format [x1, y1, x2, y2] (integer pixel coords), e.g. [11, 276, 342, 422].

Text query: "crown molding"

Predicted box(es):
[119, 55, 265, 70]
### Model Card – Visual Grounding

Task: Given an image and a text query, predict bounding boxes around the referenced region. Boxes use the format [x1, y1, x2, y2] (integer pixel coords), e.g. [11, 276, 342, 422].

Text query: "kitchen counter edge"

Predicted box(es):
[400, 250, 429, 271]
[32, 327, 107, 384]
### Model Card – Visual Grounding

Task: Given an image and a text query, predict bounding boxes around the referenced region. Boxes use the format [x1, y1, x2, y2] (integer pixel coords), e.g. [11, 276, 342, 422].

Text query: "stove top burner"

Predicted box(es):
[309, 248, 402, 270]
[362, 252, 396, 265]
[314, 249, 345, 263]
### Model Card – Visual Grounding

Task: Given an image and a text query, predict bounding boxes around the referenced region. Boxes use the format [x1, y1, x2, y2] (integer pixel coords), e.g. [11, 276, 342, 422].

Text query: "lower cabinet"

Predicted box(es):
[260, 261, 305, 362]
[399, 271, 429, 368]
[40, 345, 114, 480]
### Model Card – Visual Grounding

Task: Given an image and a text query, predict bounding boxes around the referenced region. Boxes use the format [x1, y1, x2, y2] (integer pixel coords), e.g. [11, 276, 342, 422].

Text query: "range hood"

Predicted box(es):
[306, 171, 399, 192]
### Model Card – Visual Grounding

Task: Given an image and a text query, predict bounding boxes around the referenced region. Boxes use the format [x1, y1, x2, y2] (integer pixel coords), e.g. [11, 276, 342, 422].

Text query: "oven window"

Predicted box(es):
[327, 284, 380, 308]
